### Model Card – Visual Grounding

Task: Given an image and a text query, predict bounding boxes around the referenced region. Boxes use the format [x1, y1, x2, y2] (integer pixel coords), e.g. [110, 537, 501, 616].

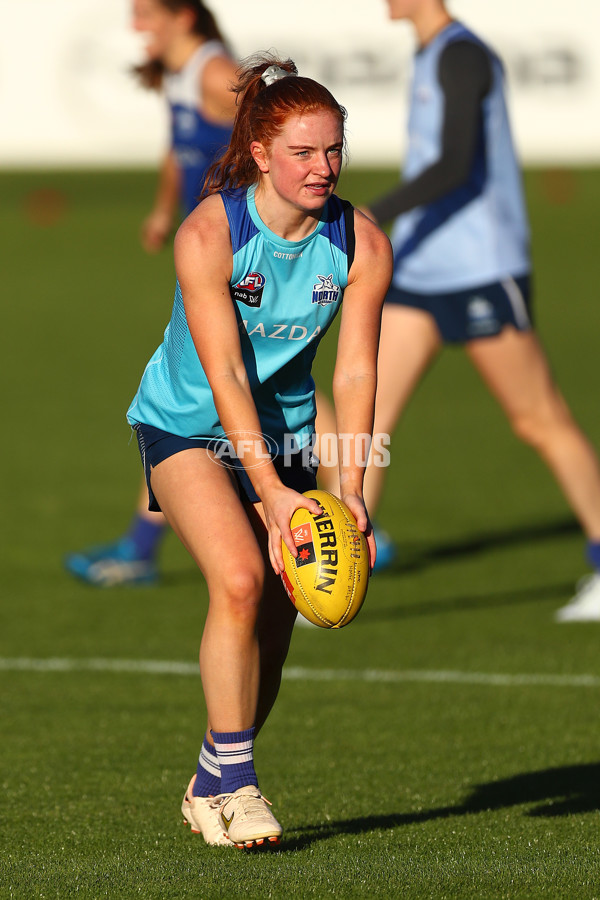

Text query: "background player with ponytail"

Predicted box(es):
[65, 0, 238, 587]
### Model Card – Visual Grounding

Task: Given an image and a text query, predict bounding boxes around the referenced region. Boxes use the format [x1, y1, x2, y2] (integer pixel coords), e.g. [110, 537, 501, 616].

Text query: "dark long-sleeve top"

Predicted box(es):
[369, 39, 492, 224]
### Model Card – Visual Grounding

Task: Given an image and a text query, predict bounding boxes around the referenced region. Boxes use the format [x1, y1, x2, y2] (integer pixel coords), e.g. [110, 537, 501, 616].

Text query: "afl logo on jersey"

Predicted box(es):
[312, 274, 340, 307]
[231, 271, 266, 308]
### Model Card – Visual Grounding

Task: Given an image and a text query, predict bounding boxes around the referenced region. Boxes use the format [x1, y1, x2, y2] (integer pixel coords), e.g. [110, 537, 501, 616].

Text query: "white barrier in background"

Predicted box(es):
[0, 0, 598, 167]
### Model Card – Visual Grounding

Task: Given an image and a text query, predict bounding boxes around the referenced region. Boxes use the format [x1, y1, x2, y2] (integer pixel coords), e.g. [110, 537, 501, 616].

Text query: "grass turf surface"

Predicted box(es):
[1, 167, 600, 898]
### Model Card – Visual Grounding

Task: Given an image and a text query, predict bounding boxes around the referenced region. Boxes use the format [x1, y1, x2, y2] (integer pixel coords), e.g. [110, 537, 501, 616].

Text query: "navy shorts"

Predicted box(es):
[385, 275, 533, 344]
[134, 423, 318, 511]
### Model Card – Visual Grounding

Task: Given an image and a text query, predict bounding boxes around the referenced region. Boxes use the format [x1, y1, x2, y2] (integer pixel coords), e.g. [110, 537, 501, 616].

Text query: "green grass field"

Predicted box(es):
[2, 167, 600, 899]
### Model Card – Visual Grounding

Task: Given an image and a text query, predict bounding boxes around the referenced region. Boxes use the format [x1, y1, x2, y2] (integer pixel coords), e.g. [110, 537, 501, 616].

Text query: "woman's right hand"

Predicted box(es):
[260, 483, 322, 576]
[141, 209, 172, 253]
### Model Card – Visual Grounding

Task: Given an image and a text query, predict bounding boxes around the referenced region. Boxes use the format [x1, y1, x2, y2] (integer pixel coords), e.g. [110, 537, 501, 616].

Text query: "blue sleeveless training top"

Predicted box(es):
[391, 21, 530, 293]
[164, 41, 233, 215]
[127, 185, 355, 453]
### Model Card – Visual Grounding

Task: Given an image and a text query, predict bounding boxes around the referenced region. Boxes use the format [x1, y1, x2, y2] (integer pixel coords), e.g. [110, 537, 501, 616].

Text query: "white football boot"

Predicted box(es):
[213, 785, 282, 848]
[181, 775, 232, 847]
[555, 573, 600, 623]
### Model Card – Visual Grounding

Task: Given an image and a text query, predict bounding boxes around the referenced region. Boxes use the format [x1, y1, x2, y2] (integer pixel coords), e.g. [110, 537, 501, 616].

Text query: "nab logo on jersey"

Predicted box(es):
[231, 272, 266, 308]
[312, 274, 340, 307]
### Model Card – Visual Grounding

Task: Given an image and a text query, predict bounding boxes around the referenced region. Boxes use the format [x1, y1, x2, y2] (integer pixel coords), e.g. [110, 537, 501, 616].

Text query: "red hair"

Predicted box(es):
[201, 54, 347, 196]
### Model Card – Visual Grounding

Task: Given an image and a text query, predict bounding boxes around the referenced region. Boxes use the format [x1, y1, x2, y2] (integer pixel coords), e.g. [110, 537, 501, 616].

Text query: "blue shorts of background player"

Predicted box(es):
[386, 275, 532, 344]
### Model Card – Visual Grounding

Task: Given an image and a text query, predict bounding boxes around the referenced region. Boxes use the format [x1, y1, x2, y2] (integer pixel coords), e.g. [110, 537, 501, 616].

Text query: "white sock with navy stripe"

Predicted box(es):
[192, 735, 221, 797]
[212, 727, 258, 793]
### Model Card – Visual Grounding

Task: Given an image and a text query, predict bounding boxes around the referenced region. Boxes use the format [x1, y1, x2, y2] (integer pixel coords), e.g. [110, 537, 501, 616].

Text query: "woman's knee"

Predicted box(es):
[210, 560, 265, 620]
[510, 397, 573, 449]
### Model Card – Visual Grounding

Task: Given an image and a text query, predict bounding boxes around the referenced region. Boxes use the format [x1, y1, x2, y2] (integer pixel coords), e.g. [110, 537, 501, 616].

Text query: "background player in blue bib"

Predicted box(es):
[319, 0, 600, 621]
[126, 55, 392, 848]
[133, 0, 236, 243]
[65, 0, 238, 587]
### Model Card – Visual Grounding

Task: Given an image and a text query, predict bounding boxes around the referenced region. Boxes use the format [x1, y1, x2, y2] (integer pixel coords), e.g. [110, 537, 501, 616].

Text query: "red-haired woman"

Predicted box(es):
[126, 55, 392, 848]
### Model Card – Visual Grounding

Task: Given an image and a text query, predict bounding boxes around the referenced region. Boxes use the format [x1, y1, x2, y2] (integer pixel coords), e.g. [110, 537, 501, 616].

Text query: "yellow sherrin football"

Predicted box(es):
[281, 489, 370, 628]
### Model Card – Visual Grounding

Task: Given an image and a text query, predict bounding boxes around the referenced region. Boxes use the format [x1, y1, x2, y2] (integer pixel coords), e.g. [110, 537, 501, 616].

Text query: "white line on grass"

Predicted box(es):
[0, 657, 599, 688]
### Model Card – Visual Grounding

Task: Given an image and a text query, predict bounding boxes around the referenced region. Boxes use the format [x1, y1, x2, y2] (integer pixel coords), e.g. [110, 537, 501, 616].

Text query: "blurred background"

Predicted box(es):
[1, 0, 598, 168]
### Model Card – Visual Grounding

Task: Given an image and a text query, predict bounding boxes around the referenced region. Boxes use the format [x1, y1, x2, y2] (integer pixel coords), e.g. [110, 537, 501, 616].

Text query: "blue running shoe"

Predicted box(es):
[64, 538, 158, 587]
[372, 526, 397, 574]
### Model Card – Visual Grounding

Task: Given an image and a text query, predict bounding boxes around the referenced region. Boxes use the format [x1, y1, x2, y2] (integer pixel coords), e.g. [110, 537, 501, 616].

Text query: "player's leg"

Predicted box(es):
[123, 478, 168, 567]
[466, 327, 600, 620]
[150, 447, 282, 847]
[209, 499, 295, 847]
[247, 447, 322, 727]
[363, 303, 442, 514]
[466, 327, 600, 538]
[315, 305, 440, 506]
[151, 449, 263, 732]
[63, 475, 167, 587]
[244, 498, 298, 733]
[367, 304, 441, 570]
[315, 304, 440, 572]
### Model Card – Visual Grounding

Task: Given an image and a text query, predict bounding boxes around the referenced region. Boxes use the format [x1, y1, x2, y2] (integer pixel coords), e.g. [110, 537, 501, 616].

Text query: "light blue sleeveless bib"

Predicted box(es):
[391, 22, 530, 293]
[127, 185, 354, 453]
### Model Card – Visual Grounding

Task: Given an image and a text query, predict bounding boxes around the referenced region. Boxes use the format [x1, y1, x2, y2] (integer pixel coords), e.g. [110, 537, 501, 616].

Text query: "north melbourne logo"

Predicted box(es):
[467, 298, 495, 322]
[312, 274, 340, 307]
[466, 296, 499, 337]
